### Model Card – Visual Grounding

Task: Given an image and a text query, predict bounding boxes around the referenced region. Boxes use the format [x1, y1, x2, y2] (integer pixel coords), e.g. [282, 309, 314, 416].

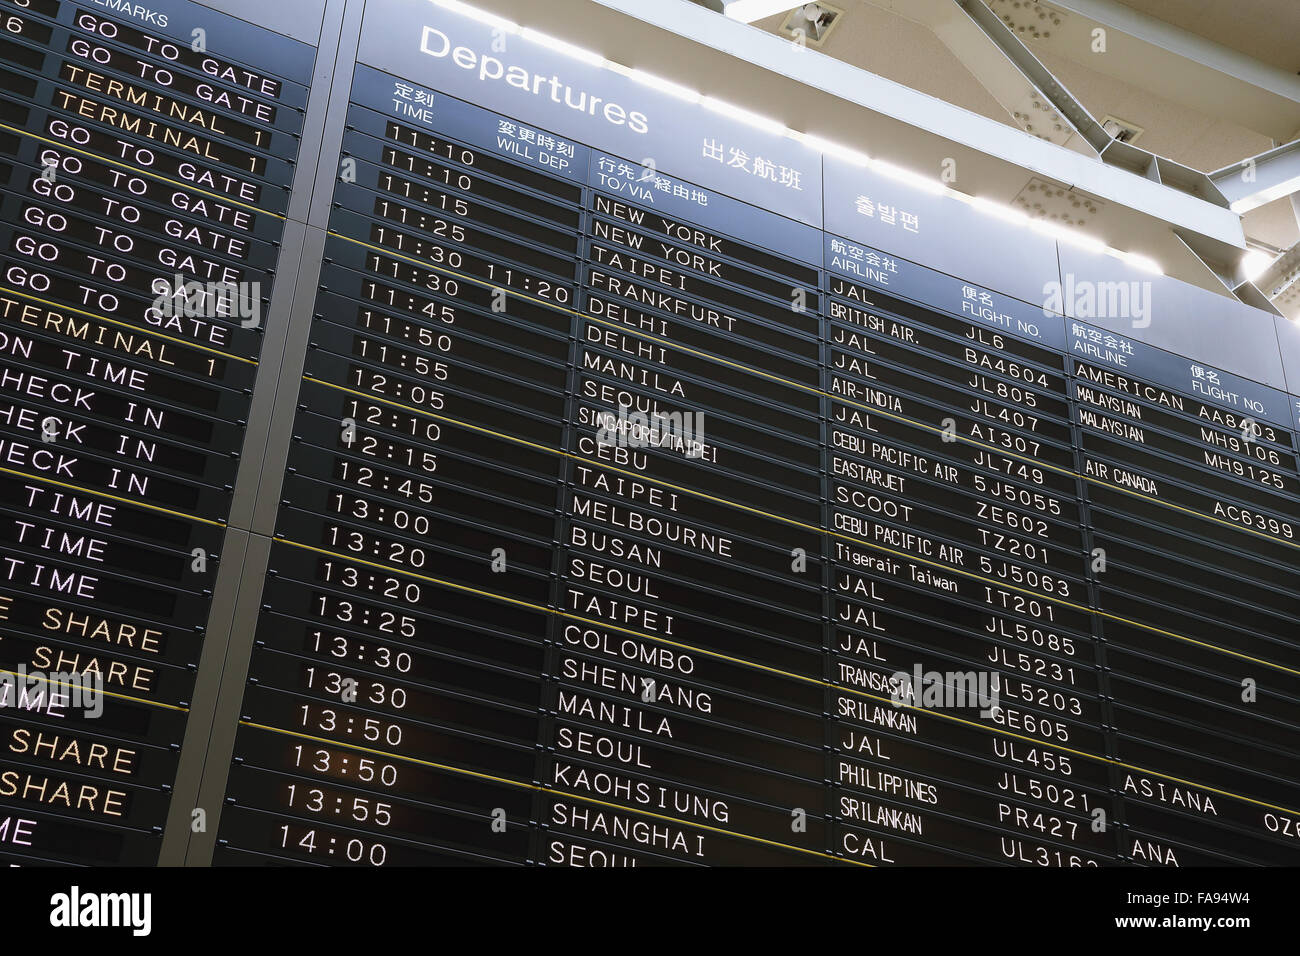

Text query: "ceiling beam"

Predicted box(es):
[1250, 238, 1300, 319]
[949, 0, 1252, 292]
[1211, 139, 1300, 215]
[1039, 0, 1300, 141]
[955, 0, 1108, 153]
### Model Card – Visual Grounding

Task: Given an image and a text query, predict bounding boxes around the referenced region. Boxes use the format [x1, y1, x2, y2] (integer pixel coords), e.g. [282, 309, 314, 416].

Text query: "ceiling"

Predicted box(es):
[1121, 0, 1300, 73]
[745, 0, 1300, 262]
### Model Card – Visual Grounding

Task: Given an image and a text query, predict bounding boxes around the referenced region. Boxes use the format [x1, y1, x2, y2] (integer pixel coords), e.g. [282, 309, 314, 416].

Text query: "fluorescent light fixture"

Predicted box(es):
[1029, 218, 1106, 254]
[432, 0, 518, 33]
[1123, 252, 1164, 274]
[965, 198, 1150, 272]
[1229, 175, 1300, 215]
[724, 1, 801, 23]
[701, 96, 788, 136]
[867, 158, 947, 195]
[1063, 232, 1107, 254]
[969, 196, 1028, 227]
[798, 133, 869, 166]
[520, 27, 605, 66]
[1241, 248, 1274, 282]
[625, 68, 701, 104]
[1120, 251, 1163, 275]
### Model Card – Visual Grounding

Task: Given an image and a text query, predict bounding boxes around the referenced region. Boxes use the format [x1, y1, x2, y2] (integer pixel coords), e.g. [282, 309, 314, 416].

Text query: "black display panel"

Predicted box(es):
[0, 0, 312, 865]
[205, 2, 1300, 865]
[4, 0, 1299, 872]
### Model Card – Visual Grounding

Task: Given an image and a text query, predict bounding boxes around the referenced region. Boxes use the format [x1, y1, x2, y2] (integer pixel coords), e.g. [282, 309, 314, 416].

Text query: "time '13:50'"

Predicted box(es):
[298, 705, 403, 747]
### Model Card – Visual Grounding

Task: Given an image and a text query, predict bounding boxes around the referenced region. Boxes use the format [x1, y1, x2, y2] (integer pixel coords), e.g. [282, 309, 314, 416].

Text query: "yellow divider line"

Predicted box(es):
[333, 229, 1300, 555]
[0, 668, 188, 712]
[0, 122, 286, 221]
[303, 376, 1300, 679]
[0, 465, 228, 526]
[0, 283, 259, 366]
[239, 720, 865, 865]
[272, 536, 1300, 819]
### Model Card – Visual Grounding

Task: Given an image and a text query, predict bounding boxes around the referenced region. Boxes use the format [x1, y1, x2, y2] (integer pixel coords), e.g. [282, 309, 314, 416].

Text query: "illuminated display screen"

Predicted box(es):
[1, 0, 1298, 871]
[0, 0, 310, 866]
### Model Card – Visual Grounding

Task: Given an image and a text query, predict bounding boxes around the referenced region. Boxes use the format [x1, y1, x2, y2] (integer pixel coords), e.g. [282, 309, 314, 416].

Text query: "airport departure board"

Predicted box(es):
[1, 0, 1300, 868]
[0, 0, 312, 865]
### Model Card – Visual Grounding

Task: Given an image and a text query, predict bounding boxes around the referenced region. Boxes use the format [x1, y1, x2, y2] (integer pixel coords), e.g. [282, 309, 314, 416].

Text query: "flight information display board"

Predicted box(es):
[1, 0, 1298, 870]
[0, 0, 312, 865]
[204, 1, 1300, 867]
